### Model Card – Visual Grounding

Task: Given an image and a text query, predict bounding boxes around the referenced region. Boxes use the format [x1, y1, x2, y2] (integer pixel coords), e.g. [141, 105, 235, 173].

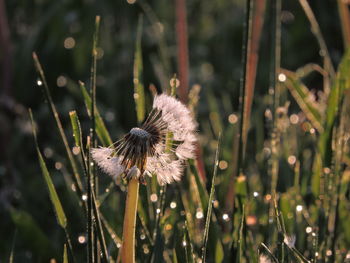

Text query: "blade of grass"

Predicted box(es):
[183, 221, 195, 263]
[71, 110, 109, 263]
[319, 49, 350, 167]
[32, 52, 84, 200]
[268, 0, 282, 251]
[202, 134, 221, 263]
[298, 0, 335, 79]
[227, 0, 253, 216]
[188, 159, 224, 262]
[258, 243, 279, 263]
[134, 15, 145, 124]
[281, 69, 324, 132]
[337, 0, 350, 48]
[92, 191, 109, 263]
[175, 0, 189, 103]
[29, 109, 76, 262]
[138, 0, 171, 88]
[242, 0, 266, 159]
[8, 230, 16, 263]
[100, 213, 122, 247]
[237, 205, 246, 262]
[29, 109, 67, 229]
[63, 244, 68, 263]
[88, 16, 101, 263]
[79, 81, 113, 147]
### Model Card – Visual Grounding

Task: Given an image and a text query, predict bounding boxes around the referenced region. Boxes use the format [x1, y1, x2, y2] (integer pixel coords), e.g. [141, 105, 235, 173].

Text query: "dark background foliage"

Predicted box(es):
[0, 0, 345, 262]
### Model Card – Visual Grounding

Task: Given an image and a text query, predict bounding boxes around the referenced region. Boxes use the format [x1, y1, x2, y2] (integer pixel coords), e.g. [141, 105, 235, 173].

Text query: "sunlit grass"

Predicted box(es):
[14, 1, 350, 263]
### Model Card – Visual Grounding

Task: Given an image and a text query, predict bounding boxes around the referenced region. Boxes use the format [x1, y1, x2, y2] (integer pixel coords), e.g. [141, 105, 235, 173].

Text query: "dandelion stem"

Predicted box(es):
[121, 178, 139, 263]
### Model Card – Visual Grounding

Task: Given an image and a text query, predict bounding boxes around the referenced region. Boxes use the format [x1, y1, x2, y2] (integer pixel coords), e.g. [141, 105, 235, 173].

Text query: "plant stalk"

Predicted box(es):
[121, 178, 140, 263]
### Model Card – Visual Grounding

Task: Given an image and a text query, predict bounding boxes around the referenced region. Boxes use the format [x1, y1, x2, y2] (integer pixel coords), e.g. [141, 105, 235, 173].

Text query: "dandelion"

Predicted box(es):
[91, 93, 197, 263]
[91, 93, 197, 185]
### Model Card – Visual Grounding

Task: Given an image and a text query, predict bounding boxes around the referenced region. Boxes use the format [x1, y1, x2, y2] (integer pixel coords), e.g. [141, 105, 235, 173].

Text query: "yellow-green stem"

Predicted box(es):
[121, 178, 139, 263]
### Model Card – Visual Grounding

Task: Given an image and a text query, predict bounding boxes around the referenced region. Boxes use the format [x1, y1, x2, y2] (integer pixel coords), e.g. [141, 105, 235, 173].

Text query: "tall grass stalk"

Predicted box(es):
[87, 15, 100, 263]
[32, 52, 84, 202]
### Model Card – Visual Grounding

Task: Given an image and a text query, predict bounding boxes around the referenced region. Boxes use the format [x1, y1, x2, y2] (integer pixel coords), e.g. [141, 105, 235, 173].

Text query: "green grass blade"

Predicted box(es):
[8, 231, 16, 263]
[184, 221, 195, 263]
[92, 191, 109, 263]
[100, 213, 122, 247]
[337, 0, 350, 48]
[258, 243, 279, 263]
[172, 248, 179, 263]
[79, 81, 113, 146]
[134, 15, 145, 124]
[286, 246, 310, 263]
[202, 135, 221, 263]
[69, 111, 83, 149]
[282, 69, 324, 132]
[91, 15, 100, 147]
[63, 244, 68, 263]
[319, 49, 350, 167]
[29, 109, 67, 229]
[237, 205, 246, 262]
[32, 52, 84, 198]
[299, 0, 335, 78]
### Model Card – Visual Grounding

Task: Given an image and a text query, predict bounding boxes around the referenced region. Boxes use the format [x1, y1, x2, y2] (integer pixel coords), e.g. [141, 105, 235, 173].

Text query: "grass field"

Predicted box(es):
[1, 0, 350, 262]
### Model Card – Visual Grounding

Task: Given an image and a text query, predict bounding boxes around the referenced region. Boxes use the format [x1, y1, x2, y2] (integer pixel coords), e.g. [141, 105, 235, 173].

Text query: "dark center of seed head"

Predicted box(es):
[130, 127, 151, 139]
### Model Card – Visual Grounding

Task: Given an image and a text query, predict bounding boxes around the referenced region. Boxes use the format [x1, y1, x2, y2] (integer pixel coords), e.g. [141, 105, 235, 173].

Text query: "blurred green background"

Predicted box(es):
[0, 0, 347, 262]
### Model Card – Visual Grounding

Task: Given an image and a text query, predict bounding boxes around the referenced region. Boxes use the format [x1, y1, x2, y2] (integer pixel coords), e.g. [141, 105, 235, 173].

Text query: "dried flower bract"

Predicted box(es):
[91, 94, 197, 185]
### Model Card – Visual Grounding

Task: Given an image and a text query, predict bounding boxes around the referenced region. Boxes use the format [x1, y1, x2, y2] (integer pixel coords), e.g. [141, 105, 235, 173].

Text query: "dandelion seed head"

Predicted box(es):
[91, 147, 124, 179]
[92, 94, 197, 185]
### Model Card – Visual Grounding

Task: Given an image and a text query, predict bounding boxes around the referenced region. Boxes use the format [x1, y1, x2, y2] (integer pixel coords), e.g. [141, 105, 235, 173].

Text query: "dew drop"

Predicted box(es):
[170, 202, 177, 209]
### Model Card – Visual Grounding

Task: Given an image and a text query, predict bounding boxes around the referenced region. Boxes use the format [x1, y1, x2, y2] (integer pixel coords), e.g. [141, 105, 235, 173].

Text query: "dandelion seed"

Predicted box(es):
[91, 94, 197, 185]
